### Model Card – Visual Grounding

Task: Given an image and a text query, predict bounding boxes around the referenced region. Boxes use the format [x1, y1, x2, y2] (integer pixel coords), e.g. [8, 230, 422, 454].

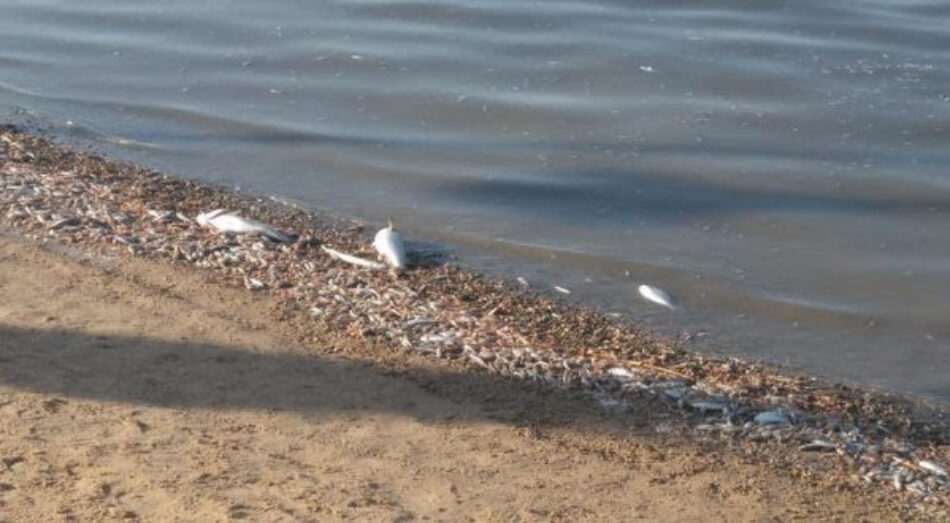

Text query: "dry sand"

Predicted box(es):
[0, 230, 915, 521]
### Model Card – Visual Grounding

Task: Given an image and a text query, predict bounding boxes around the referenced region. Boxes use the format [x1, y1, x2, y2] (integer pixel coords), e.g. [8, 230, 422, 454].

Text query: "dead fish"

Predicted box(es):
[553, 286, 571, 294]
[196, 209, 293, 244]
[243, 276, 267, 290]
[798, 440, 837, 452]
[147, 209, 177, 223]
[607, 367, 637, 380]
[49, 217, 79, 230]
[405, 318, 437, 329]
[638, 284, 675, 309]
[753, 410, 791, 426]
[918, 460, 948, 478]
[696, 422, 737, 433]
[373, 217, 407, 270]
[893, 471, 905, 491]
[690, 400, 729, 413]
[321, 246, 385, 270]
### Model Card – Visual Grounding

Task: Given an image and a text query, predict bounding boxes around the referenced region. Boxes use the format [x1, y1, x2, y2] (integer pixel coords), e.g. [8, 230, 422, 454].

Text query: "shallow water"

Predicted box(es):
[2, 0, 949, 400]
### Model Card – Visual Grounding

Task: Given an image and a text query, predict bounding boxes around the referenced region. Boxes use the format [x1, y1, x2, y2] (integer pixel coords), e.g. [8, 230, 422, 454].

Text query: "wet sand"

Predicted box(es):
[1, 128, 949, 519]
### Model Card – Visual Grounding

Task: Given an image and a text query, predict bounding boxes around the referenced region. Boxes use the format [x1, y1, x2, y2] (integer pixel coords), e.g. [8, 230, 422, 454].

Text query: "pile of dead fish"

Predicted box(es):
[0, 131, 947, 511]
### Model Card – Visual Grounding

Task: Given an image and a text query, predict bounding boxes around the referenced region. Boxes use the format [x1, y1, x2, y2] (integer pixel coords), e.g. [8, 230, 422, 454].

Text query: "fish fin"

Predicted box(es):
[387, 216, 395, 230]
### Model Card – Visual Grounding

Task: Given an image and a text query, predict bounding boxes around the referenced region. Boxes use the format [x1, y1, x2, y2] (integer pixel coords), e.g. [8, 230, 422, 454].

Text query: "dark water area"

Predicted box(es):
[2, 0, 949, 400]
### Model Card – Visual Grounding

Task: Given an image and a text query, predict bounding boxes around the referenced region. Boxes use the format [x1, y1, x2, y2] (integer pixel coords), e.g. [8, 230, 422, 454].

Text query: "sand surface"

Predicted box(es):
[0, 231, 910, 521]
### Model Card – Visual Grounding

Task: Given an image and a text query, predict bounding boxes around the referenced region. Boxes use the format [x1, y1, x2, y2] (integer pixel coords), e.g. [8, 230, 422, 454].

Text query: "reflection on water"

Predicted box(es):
[1, 0, 949, 400]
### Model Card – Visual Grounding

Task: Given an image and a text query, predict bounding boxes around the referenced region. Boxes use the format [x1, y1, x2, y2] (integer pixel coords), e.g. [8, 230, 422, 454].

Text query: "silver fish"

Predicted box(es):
[798, 440, 837, 452]
[321, 246, 385, 270]
[638, 284, 675, 309]
[918, 460, 948, 478]
[607, 367, 637, 380]
[373, 217, 407, 270]
[754, 411, 791, 426]
[196, 209, 293, 244]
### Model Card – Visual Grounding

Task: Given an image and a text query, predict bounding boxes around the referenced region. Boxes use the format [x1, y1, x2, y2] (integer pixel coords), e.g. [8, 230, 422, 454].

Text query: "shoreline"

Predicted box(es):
[0, 224, 916, 520]
[2, 125, 949, 515]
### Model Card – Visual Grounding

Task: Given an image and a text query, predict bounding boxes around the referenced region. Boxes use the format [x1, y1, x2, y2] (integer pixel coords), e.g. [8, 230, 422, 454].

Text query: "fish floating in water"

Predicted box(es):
[196, 209, 294, 244]
[373, 217, 407, 271]
[638, 284, 675, 309]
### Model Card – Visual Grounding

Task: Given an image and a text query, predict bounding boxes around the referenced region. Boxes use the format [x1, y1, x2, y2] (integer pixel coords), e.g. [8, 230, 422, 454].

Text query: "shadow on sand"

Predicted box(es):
[0, 325, 668, 436]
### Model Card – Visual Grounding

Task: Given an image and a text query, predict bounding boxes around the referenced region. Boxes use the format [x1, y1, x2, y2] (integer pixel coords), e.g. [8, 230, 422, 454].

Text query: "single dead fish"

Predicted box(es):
[638, 284, 675, 309]
[49, 217, 79, 230]
[147, 209, 177, 223]
[607, 367, 637, 380]
[689, 400, 729, 413]
[196, 209, 293, 244]
[918, 460, 948, 478]
[243, 276, 267, 290]
[373, 217, 407, 270]
[405, 318, 437, 329]
[893, 471, 904, 491]
[798, 440, 837, 452]
[321, 246, 385, 270]
[753, 410, 791, 426]
[553, 286, 571, 294]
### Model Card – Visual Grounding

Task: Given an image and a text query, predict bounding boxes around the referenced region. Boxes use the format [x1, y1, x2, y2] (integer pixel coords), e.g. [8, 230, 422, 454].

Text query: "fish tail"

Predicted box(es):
[263, 229, 294, 244]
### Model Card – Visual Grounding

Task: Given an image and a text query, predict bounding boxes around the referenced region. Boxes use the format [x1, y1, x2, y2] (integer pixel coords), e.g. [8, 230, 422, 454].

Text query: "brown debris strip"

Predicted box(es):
[1, 126, 949, 514]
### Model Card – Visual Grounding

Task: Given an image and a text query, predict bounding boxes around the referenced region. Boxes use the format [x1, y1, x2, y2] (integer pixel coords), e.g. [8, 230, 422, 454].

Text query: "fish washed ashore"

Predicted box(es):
[1, 126, 949, 516]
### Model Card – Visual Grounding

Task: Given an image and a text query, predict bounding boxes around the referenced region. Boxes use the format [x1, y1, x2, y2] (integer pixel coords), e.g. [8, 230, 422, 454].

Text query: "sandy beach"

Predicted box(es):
[0, 228, 913, 521]
[1, 128, 948, 520]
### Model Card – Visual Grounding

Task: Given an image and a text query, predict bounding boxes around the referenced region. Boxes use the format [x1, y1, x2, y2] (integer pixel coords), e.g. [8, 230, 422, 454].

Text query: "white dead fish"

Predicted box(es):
[147, 209, 177, 223]
[243, 276, 267, 290]
[373, 217, 407, 271]
[893, 471, 905, 491]
[638, 284, 675, 309]
[321, 246, 385, 270]
[553, 286, 571, 294]
[607, 367, 638, 380]
[196, 209, 293, 244]
[918, 460, 948, 478]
